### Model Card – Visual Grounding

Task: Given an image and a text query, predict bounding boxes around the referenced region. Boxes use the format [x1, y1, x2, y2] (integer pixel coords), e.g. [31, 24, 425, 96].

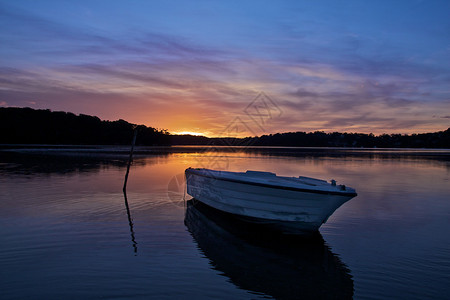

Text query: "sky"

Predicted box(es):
[1, 0, 449, 137]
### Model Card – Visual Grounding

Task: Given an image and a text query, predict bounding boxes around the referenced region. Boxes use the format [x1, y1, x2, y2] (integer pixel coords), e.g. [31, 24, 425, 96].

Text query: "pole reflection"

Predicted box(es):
[123, 190, 138, 255]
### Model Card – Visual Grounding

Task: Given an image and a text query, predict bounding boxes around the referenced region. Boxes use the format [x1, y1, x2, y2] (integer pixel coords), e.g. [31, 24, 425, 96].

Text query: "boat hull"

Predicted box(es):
[185, 169, 355, 234]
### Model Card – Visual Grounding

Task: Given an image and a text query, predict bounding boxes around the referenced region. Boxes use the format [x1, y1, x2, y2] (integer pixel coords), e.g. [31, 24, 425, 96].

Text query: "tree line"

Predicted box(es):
[171, 130, 450, 148]
[249, 130, 450, 148]
[1, 107, 449, 148]
[0, 107, 170, 145]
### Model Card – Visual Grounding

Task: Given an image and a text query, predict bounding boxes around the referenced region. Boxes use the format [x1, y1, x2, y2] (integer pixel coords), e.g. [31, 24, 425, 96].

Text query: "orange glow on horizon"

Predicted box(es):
[172, 131, 207, 137]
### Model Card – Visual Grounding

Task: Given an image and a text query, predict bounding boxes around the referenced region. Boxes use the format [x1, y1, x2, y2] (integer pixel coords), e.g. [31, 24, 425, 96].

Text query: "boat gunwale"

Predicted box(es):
[186, 168, 357, 197]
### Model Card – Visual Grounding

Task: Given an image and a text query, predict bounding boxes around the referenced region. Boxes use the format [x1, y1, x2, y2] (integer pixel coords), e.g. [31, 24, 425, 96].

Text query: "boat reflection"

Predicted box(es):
[185, 200, 354, 299]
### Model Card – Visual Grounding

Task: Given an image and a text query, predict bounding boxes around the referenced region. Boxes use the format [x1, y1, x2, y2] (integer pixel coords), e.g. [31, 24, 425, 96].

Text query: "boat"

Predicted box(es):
[185, 168, 357, 234]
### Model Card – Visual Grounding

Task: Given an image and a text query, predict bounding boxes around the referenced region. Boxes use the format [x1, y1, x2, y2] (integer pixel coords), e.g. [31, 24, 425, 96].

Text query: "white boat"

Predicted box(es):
[185, 168, 357, 234]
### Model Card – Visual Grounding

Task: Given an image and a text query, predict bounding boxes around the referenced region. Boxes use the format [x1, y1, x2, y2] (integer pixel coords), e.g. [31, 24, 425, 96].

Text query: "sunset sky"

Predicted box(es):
[1, 0, 449, 137]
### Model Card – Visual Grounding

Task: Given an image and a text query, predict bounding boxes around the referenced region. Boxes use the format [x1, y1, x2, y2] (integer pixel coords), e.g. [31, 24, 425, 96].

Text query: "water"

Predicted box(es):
[0, 147, 449, 299]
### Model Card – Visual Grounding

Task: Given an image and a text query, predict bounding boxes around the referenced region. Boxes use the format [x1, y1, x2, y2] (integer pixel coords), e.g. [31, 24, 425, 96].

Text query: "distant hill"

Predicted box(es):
[171, 129, 450, 148]
[249, 130, 450, 148]
[0, 107, 170, 145]
[1, 107, 449, 148]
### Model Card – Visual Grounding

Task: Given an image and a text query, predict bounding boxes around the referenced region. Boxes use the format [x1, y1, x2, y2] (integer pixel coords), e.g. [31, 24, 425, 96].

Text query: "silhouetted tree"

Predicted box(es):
[0, 107, 170, 145]
[1, 107, 448, 148]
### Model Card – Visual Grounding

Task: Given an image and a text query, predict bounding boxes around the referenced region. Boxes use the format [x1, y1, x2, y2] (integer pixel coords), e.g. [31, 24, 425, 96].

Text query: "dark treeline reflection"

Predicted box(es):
[0, 151, 168, 175]
[240, 147, 450, 167]
[173, 146, 450, 168]
[185, 200, 354, 299]
[1, 146, 449, 175]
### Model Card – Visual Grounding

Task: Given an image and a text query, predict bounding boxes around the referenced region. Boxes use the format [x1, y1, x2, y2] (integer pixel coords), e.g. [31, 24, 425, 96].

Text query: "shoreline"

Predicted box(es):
[1, 144, 449, 158]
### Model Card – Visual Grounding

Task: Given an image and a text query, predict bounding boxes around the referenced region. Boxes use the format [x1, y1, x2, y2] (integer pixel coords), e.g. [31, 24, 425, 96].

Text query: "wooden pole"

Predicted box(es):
[123, 128, 138, 192]
[122, 128, 138, 254]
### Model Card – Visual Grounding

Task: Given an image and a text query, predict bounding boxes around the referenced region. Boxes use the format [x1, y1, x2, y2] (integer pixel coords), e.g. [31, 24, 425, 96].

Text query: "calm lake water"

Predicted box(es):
[0, 146, 449, 299]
